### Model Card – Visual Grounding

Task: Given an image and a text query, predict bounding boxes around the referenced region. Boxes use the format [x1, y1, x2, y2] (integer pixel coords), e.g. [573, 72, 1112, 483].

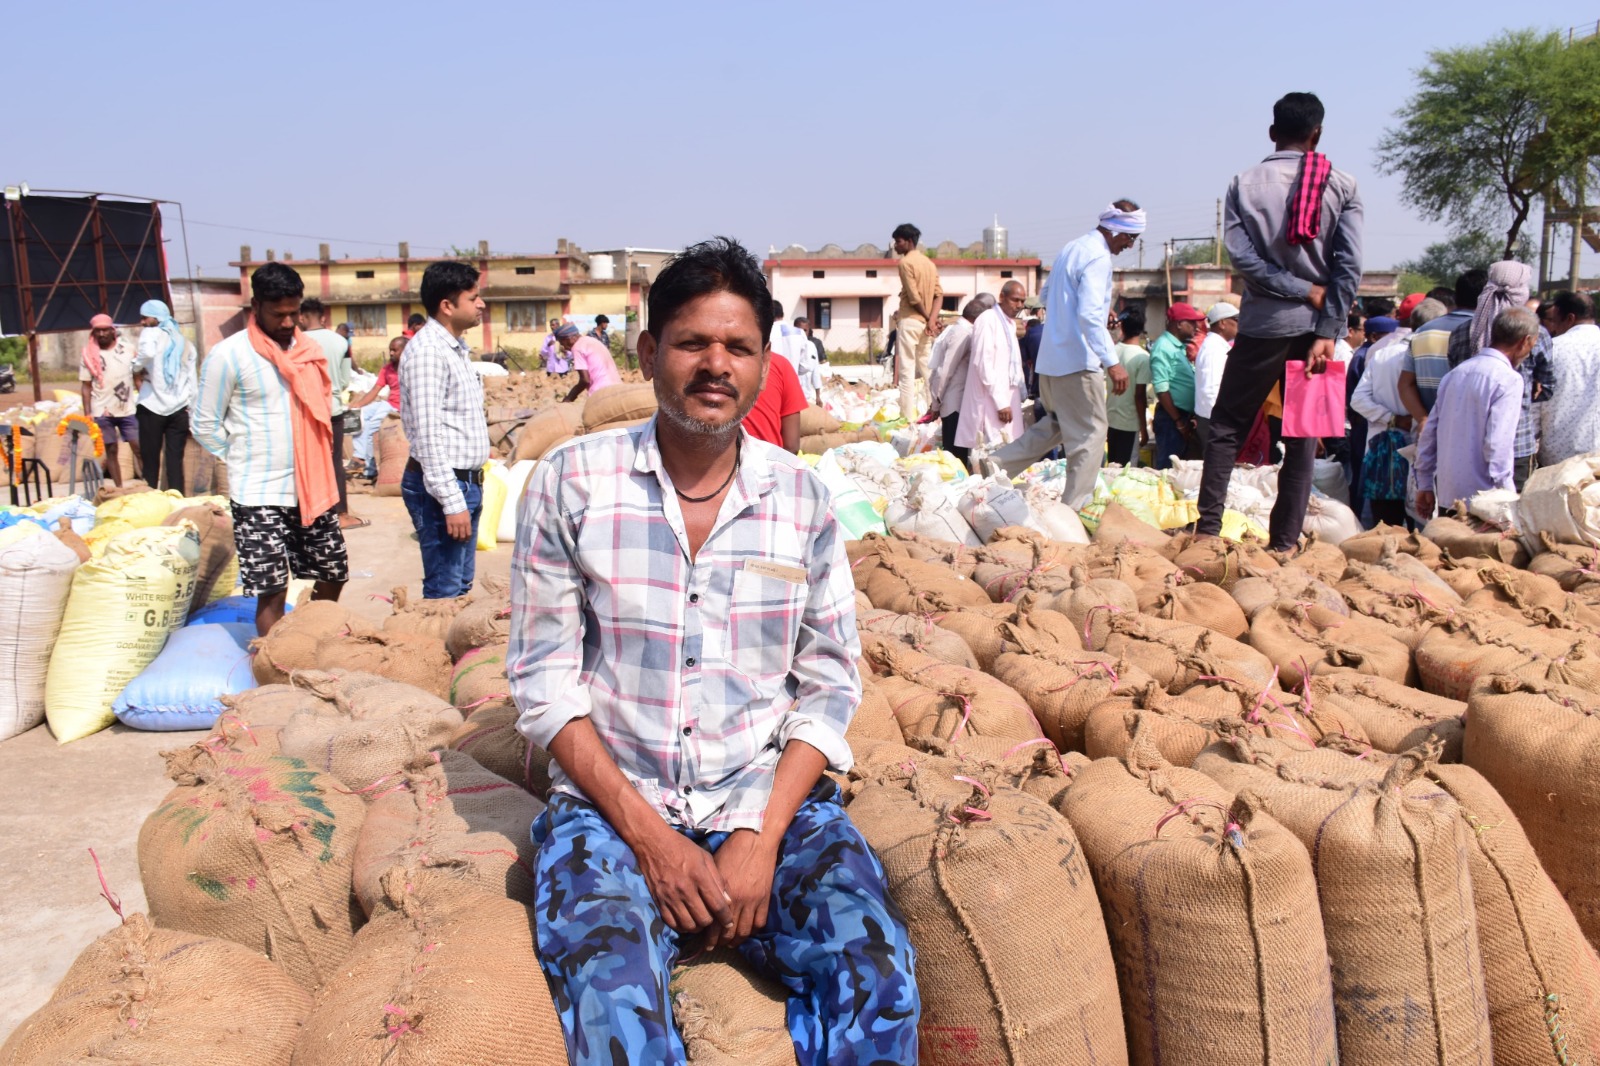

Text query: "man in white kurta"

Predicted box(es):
[956, 281, 1027, 457]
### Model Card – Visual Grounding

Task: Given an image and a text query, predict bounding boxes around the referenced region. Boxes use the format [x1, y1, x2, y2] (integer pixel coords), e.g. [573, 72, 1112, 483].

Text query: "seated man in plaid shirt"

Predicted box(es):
[509, 237, 919, 1066]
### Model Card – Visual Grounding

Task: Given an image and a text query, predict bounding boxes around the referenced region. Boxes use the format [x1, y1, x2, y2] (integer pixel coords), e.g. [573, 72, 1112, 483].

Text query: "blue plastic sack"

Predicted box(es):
[186, 596, 294, 627]
[0, 510, 50, 534]
[113, 623, 258, 731]
[38, 496, 97, 536]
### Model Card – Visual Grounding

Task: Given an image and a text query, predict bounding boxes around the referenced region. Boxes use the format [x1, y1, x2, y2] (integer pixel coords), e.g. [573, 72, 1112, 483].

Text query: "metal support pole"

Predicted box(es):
[1540, 192, 1555, 291]
[1570, 171, 1586, 290]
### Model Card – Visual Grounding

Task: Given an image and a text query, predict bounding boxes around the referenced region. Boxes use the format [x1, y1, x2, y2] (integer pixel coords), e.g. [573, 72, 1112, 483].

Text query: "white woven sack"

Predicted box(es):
[1514, 454, 1600, 553]
[956, 475, 1040, 543]
[1024, 486, 1090, 544]
[885, 470, 981, 546]
[497, 460, 537, 543]
[0, 525, 83, 740]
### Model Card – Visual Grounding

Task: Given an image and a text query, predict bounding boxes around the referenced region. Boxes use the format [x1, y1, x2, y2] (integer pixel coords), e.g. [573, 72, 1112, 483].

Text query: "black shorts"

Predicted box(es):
[230, 503, 349, 596]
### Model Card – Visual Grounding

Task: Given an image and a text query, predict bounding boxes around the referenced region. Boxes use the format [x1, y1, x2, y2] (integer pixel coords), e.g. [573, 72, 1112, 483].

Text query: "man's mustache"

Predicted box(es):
[684, 374, 738, 401]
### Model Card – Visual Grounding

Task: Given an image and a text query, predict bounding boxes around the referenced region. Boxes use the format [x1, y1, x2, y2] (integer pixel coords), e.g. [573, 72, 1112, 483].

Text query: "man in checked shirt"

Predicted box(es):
[399, 260, 492, 598]
[510, 237, 918, 1065]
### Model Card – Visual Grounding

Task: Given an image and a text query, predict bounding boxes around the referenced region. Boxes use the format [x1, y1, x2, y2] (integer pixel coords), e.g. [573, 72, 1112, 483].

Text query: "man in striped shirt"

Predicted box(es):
[511, 237, 918, 1066]
[192, 263, 348, 634]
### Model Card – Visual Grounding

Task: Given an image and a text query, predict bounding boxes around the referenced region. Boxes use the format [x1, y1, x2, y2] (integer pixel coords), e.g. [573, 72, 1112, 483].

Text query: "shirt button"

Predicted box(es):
[686, 657, 696, 667]
[683, 786, 693, 794]
[682, 726, 693, 736]
[689, 593, 700, 603]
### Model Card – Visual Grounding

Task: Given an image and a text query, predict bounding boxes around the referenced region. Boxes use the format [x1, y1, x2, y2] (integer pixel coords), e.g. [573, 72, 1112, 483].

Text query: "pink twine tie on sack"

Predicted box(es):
[458, 693, 510, 712]
[1082, 604, 1123, 646]
[1152, 798, 1226, 839]
[952, 775, 992, 796]
[1044, 660, 1120, 694]
[88, 848, 124, 921]
[383, 1004, 420, 1041]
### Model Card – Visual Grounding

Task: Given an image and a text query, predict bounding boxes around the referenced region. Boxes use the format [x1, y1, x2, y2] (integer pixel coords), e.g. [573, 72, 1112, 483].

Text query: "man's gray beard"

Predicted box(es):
[658, 398, 744, 444]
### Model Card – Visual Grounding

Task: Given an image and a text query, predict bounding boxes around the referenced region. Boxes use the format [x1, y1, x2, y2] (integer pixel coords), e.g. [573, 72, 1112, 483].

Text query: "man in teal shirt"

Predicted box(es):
[1150, 302, 1204, 469]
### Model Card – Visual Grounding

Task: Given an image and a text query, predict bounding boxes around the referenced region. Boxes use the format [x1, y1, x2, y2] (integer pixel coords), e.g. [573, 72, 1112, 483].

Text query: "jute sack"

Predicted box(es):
[919, 603, 1020, 671]
[671, 950, 797, 1066]
[1335, 559, 1455, 639]
[373, 416, 408, 497]
[382, 585, 474, 643]
[1079, 540, 1181, 589]
[1339, 523, 1443, 566]
[1230, 566, 1348, 620]
[1465, 674, 1600, 946]
[1063, 717, 1337, 1065]
[1091, 500, 1171, 549]
[1424, 513, 1529, 567]
[1415, 611, 1600, 701]
[1136, 576, 1248, 639]
[1101, 612, 1277, 695]
[862, 639, 1043, 745]
[798, 405, 841, 436]
[992, 644, 1151, 754]
[857, 609, 980, 670]
[250, 600, 376, 685]
[137, 744, 366, 991]
[311, 629, 454, 700]
[1425, 760, 1600, 1063]
[1194, 730, 1493, 1063]
[1249, 599, 1416, 688]
[1031, 566, 1139, 649]
[0, 914, 310, 1066]
[163, 502, 237, 609]
[863, 555, 991, 613]
[1169, 534, 1276, 589]
[203, 682, 340, 757]
[1308, 673, 1467, 760]
[1361, 538, 1464, 599]
[351, 750, 544, 914]
[1465, 564, 1600, 633]
[1181, 677, 1371, 750]
[1290, 531, 1349, 583]
[277, 670, 464, 795]
[448, 699, 553, 796]
[967, 532, 1083, 602]
[924, 598, 1080, 672]
[1525, 532, 1600, 592]
[844, 679, 905, 748]
[511, 402, 586, 462]
[889, 527, 981, 576]
[1083, 685, 1229, 767]
[445, 597, 514, 660]
[846, 763, 1126, 1066]
[449, 641, 511, 709]
[292, 870, 567, 1066]
[583, 381, 658, 428]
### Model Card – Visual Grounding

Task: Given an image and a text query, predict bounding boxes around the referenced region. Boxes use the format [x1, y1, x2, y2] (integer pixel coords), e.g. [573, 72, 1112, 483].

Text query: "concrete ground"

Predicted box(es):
[0, 494, 516, 1039]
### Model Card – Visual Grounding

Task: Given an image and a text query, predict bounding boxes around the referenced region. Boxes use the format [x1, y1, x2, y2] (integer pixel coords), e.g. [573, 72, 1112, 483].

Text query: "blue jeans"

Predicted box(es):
[400, 467, 482, 599]
[532, 786, 920, 1066]
[1152, 405, 1194, 470]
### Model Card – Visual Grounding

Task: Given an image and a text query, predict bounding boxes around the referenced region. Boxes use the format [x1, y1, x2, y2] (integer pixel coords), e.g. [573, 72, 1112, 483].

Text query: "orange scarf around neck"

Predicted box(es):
[246, 317, 338, 526]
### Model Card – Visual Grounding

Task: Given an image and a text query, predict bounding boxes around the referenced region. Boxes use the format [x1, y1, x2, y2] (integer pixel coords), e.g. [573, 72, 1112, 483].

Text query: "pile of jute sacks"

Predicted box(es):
[8, 493, 1600, 1064]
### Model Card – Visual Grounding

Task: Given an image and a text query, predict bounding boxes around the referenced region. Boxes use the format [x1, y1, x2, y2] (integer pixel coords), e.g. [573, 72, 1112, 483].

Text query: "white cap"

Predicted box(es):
[1206, 301, 1239, 325]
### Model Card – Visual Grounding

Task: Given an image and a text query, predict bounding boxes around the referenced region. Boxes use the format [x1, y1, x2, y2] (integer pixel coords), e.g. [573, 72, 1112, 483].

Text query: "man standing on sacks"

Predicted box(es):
[509, 236, 919, 1066]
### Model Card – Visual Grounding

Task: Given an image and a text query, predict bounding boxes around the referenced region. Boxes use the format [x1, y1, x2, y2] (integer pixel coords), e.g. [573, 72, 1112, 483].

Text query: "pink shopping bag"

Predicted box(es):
[1282, 360, 1347, 438]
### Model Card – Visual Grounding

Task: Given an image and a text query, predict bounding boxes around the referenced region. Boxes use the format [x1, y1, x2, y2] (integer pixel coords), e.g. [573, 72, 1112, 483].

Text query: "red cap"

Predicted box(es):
[1396, 292, 1426, 324]
[1166, 302, 1205, 322]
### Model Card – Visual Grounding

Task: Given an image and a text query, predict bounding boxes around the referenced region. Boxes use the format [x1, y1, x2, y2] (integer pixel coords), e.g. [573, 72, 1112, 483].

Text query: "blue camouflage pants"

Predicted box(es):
[532, 783, 920, 1066]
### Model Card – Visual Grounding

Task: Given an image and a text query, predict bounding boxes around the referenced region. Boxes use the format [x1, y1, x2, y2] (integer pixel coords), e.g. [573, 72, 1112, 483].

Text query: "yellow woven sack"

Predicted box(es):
[895, 450, 969, 483]
[478, 463, 508, 552]
[44, 525, 200, 742]
[95, 489, 183, 529]
[84, 517, 136, 556]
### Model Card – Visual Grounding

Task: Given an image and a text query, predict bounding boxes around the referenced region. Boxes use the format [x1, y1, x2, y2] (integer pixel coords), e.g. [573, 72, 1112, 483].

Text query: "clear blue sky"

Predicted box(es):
[11, 0, 1598, 278]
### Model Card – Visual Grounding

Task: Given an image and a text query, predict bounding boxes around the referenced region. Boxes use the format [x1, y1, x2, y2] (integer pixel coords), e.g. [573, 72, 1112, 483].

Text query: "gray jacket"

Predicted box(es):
[1224, 150, 1363, 339]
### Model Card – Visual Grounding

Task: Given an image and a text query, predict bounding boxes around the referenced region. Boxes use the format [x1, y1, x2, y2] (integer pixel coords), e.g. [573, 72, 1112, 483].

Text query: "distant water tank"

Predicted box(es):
[983, 217, 1008, 259]
[590, 253, 616, 280]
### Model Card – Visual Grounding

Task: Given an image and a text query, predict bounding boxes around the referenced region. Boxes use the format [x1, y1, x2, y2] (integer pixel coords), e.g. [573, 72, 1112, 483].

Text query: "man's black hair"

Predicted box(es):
[594, 314, 609, 325]
[1348, 312, 1364, 332]
[1454, 268, 1489, 313]
[1426, 286, 1457, 311]
[1118, 305, 1146, 338]
[420, 261, 480, 317]
[1365, 297, 1395, 317]
[646, 236, 773, 343]
[794, 316, 809, 327]
[408, 313, 427, 329]
[251, 262, 305, 303]
[299, 297, 326, 316]
[1272, 92, 1325, 142]
[771, 299, 784, 319]
[891, 223, 921, 245]
[1551, 290, 1594, 320]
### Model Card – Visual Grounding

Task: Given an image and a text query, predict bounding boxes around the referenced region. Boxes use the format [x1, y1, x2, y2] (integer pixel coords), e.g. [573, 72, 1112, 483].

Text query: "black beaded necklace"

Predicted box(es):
[674, 438, 742, 504]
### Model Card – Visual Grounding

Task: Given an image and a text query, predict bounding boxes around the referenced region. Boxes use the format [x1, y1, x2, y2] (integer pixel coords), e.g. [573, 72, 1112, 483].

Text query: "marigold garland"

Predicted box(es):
[7, 424, 21, 480]
[56, 414, 105, 459]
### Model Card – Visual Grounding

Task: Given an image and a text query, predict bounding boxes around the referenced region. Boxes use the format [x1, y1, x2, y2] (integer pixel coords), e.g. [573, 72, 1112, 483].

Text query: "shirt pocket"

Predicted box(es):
[726, 566, 807, 694]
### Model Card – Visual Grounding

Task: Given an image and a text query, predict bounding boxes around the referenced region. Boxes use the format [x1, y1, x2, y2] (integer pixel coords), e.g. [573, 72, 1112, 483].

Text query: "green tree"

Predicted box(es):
[1170, 240, 1229, 267]
[1376, 30, 1583, 259]
[1396, 231, 1536, 289]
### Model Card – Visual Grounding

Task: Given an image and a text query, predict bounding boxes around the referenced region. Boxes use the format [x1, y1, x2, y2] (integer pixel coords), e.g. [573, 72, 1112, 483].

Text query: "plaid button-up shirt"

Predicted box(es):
[509, 418, 860, 832]
[399, 319, 490, 514]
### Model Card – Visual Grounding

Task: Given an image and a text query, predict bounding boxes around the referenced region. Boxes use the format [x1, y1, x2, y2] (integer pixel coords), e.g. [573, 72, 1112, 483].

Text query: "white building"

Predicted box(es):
[764, 242, 1042, 354]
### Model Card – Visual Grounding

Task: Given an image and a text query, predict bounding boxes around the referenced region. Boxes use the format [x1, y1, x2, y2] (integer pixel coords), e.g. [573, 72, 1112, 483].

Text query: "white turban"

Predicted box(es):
[1098, 204, 1147, 235]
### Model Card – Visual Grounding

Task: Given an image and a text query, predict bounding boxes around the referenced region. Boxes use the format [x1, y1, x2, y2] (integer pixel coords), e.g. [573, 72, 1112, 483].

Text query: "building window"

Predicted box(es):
[348, 304, 386, 336]
[355, 269, 375, 280]
[515, 266, 537, 275]
[808, 298, 832, 330]
[505, 300, 547, 332]
[1000, 270, 1013, 279]
[866, 269, 877, 278]
[941, 295, 959, 312]
[859, 296, 884, 329]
